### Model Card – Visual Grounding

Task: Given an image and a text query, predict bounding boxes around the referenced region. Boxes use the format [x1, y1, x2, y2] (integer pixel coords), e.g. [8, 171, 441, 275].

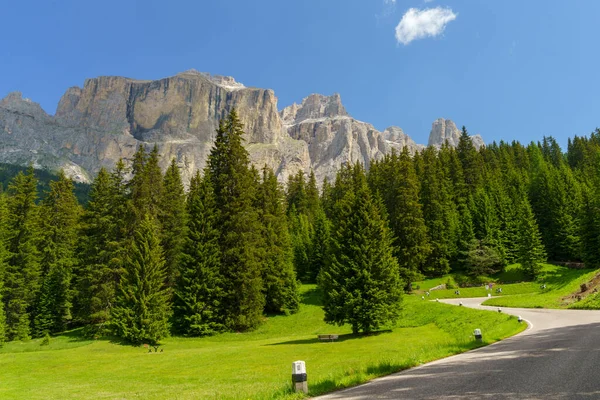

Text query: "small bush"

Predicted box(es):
[40, 333, 51, 346]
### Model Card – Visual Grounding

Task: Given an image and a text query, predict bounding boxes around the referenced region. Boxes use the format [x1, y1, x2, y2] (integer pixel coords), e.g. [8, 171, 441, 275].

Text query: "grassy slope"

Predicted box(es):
[414, 264, 599, 309]
[0, 286, 524, 400]
[482, 265, 598, 309]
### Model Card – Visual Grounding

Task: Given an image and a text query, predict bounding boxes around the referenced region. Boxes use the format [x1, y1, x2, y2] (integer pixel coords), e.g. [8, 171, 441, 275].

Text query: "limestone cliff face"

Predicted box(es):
[428, 118, 484, 149]
[281, 94, 428, 183]
[0, 71, 484, 186]
[1, 70, 310, 185]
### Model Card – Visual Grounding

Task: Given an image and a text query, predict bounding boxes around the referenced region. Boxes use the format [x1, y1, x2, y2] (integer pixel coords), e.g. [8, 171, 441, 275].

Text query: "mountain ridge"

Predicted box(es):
[0, 70, 483, 185]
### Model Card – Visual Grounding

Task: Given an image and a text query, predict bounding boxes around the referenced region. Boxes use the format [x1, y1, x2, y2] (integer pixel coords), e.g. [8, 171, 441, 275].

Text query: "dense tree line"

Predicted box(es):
[1, 113, 600, 344]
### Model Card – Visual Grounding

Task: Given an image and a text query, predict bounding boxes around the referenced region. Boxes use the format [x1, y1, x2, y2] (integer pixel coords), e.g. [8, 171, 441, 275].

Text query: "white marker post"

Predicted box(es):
[474, 329, 482, 342]
[292, 361, 308, 394]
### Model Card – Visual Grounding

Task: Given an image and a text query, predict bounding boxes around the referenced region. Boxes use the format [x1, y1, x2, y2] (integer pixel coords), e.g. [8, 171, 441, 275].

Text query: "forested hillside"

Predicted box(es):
[0, 110, 599, 346]
[0, 163, 90, 204]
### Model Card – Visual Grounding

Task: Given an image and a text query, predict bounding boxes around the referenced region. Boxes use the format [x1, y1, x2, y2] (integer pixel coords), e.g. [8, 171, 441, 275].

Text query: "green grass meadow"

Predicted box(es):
[0, 286, 524, 400]
[414, 264, 600, 309]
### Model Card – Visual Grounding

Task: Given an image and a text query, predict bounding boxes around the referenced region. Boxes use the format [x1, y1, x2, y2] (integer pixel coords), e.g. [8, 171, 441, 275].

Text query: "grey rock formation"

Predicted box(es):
[281, 94, 417, 183]
[427, 118, 484, 149]
[0, 71, 484, 186]
[0, 70, 310, 185]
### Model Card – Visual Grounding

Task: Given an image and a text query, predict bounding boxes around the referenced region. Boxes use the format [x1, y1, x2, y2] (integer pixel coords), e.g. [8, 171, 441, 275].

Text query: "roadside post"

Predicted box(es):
[292, 361, 308, 394]
[474, 329, 482, 342]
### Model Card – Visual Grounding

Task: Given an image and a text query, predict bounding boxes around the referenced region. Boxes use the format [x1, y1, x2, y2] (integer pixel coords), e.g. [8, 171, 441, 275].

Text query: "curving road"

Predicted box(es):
[314, 297, 600, 399]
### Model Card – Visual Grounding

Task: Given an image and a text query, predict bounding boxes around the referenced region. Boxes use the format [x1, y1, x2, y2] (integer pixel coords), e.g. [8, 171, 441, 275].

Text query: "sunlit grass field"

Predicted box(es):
[0, 285, 524, 400]
[414, 264, 600, 309]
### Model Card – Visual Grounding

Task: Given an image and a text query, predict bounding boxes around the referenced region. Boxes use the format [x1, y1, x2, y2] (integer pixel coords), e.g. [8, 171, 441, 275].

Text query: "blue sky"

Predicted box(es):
[2, 0, 600, 147]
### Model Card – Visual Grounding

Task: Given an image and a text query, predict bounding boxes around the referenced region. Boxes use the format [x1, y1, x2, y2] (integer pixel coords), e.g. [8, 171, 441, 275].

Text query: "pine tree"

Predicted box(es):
[288, 207, 312, 282]
[112, 216, 171, 344]
[516, 199, 546, 277]
[75, 162, 128, 334]
[206, 109, 265, 331]
[172, 172, 224, 336]
[159, 158, 187, 287]
[144, 145, 164, 218]
[286, 171, 308, 216]
[3, 167, 40, 340]
[0, 187, 8, 345]
[308, 207, 331, 283]
[457, 126, 483, 192]
[580, 183, 600, 268]
[305, 170, 320, 221]
[418, 147, 454, 276]
[33, 171, 81, 336]
[385, 149, 430, 286]
[258, 167, 299, 314]
[319, 164, 402, 334]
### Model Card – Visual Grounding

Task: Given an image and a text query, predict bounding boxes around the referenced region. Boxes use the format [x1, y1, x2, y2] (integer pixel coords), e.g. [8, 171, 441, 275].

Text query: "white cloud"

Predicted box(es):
[384, 0, 396, 4]
[395, 7, 457, 45]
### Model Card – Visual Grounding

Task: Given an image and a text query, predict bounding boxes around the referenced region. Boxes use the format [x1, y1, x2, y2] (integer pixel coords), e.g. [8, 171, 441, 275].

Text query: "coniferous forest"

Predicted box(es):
[1, 109, 600, 345]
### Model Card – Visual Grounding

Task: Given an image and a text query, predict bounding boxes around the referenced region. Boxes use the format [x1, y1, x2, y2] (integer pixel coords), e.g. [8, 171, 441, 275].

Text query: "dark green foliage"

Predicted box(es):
[159, 158, 187, 287]
[75, 163, 128, 334]
[0, 188, 8, 345]
[0, 163, 91, 205]
[286, 171, 308, 216]
[456, 126, 483, 192]
[40, 332, 50, 346]
[465, 239, 504, 276]
[320, 164, 402, 334]
[3, 167, 41, 340]
[516, 199, 547, 277]
[112, 216, 171, 345]
[206, 109, 265, 331]
[308, 208, 331, 283]
[289, 208, 312, 282]
[172, 172, 224, 336]
[258, 167, 299, 314]
[33, 171, 81, 336]
[580, 185, 600, 268]
[418, 147, 456, 276]
[368, 149, 430, 287]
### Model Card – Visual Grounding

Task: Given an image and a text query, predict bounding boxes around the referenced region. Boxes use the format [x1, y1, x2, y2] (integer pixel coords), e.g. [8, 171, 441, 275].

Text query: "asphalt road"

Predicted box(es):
[314, 297, 600, 399]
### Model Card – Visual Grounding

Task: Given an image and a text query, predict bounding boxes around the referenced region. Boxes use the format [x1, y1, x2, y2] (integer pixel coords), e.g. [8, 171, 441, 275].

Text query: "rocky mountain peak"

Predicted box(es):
[0, 91, 48, 118]
[177, 69, 246, 91]
[428, 118, 460, 147]
[427, 118, 484, 149]
[281, 93, 348, 125]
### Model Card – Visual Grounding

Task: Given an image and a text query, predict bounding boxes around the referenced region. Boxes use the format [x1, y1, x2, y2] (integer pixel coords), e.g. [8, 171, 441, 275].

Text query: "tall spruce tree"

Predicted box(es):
[319, 163, 402, 334]
[75, 162, 128, 333]
[258, 167, 299, 314]
[580, 184, 600, 268]
[457, 126, 483, 192]
[418, 147, 455, 276]
[288, 207, 312, 282]
[206, 109, 265, 331]
[382, 149, 430, 286]
[33, 171, 81, 336]
[516, 199, 547, 277]
[172, 172, 224, 336]
[112, 216, 170, 344]
[0, 188, 8, 345]
[159, 158, 187, 287]
[3, 167, 40, 340]
[308, 207, 331, 283]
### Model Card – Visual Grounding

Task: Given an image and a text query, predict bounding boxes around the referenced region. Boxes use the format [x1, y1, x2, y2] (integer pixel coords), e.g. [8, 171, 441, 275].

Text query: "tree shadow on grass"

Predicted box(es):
[59, 328, 94, 343]
[265, 330, 393, 346]
[301, 286, 323, 306]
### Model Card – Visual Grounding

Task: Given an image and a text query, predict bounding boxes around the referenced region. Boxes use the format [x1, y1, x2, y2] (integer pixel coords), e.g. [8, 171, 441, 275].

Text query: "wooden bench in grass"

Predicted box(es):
[318, 334, 339, 342]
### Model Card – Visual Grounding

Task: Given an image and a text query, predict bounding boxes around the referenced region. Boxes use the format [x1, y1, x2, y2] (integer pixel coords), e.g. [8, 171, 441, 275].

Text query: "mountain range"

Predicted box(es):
[0, 69, 483, 184]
